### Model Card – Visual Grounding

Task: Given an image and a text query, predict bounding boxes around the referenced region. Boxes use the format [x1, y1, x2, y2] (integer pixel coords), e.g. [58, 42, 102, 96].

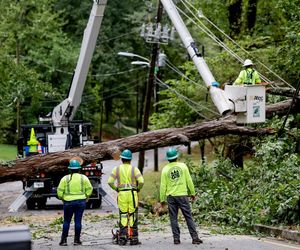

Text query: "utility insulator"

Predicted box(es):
[161, 24, 170, 43]
[140, 22, 175, 44]
[154, 23, 162, 42]
[140, 23, 145, 38]
[170, 26, 176, 40]
[158, 53, 167, 67]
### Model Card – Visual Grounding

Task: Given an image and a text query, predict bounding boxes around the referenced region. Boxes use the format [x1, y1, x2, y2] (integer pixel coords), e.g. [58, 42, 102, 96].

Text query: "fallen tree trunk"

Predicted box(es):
[0, 99, 298, 184]
[266, 99, 299, 118]
[0, 118, 274, 183]
[267, 87, 299, 99]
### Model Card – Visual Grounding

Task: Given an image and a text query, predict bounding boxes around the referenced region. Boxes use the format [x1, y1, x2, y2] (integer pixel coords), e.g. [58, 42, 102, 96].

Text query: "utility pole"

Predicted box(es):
[154, 68, 160, 172]
[138, 0, 164, 174]
[99, 84, 104, 142]
[136, 80, 139, 134]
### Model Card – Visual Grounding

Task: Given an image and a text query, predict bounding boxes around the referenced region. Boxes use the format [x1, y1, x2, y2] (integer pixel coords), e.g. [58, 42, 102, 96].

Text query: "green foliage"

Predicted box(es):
[150, 61, 217, 129]
[190, 124, 300, 230]
[0, 0, 299, 143]
[139, 169, 161, 202]
[49, 217, 63, 227]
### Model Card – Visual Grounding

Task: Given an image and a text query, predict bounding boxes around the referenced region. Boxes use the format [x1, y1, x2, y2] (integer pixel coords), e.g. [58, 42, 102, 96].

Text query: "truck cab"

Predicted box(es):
[17, 124, 103, 210]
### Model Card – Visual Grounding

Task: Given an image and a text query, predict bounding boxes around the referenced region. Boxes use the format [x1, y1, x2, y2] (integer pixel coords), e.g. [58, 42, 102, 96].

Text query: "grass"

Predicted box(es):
[140, 169, 162, 202]
[0, 144, 17, 161]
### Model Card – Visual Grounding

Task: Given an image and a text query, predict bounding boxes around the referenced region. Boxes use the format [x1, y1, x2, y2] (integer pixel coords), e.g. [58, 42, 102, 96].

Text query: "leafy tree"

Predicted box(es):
[0, 0, 75, 143]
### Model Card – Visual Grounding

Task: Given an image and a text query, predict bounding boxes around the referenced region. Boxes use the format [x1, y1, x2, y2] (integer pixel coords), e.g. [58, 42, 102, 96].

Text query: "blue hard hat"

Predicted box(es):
[166, 148, 179, 160]
[120, 149, 132, 160]
[68, 159, 81, 169]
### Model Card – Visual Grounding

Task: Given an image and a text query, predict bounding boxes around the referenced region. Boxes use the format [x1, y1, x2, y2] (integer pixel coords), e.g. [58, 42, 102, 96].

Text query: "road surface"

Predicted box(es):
[0, 147, 299, 250]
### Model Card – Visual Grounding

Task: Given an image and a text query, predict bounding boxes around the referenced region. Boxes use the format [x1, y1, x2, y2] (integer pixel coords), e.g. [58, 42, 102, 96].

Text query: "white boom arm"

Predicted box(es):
[160, 0, 234, 115]
[52, 0, 107, 127]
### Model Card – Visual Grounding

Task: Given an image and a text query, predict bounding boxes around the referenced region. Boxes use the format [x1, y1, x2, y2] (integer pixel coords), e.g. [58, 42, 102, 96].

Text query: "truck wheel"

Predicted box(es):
[92, 197, 102, 209]
[26, 198, 36, 210]
[86, 200, 92, 209]
[37, 197, 47, 209]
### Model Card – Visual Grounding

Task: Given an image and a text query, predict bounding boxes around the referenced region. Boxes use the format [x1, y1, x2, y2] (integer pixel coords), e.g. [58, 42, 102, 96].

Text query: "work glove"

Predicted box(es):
[160, 201, 167, 207]
[190, 195, 196, 202]
[211, 82, 220, 88]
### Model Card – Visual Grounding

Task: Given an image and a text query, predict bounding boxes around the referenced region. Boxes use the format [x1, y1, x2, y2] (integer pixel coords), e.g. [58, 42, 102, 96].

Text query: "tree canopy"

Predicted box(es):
[0, 0, 299, 143]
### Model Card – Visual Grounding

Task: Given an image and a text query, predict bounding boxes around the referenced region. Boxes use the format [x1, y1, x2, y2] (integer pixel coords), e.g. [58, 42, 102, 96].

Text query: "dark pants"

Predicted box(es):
[62, 199, 86, 239]
[167, 196, 198, 240]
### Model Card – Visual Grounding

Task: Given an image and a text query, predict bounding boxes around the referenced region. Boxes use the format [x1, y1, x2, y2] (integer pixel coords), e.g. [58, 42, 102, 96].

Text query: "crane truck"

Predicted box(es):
[14, 0, 265, 211]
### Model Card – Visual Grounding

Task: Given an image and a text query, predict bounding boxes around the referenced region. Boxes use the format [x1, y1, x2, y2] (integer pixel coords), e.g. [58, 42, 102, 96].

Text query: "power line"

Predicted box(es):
[180, 0, 294, 89]
[165, 59, 207, 91]
[155, 77, 220, 118]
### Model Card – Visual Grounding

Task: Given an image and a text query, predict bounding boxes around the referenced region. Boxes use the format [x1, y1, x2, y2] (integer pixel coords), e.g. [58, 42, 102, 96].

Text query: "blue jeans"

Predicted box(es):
[62, 199, 86, 238]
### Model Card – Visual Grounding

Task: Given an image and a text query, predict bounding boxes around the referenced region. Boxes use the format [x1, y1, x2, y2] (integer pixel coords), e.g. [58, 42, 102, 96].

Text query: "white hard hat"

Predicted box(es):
[243, 59, 253, 67]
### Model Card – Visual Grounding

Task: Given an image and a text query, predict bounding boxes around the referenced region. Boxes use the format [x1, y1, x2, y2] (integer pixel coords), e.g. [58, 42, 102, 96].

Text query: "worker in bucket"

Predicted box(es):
[57, 157, 93, 246]
[234, 59, 261, 85]
[108, 149, 144, 246]
[160, 148, 202, 245]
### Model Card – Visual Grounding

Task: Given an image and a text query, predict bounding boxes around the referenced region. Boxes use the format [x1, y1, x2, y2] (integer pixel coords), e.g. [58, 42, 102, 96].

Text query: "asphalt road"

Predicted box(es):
[1, 147, 300, 250]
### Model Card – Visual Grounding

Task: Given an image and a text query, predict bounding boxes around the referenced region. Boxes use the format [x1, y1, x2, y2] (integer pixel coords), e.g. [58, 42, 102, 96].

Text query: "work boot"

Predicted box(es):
[130, 237, 141, 245]
[192, 238, 203, 244]
[174, 238, 181, 244]
[59, 237, 67, 246]
[74, 236, 82, 245]
[118, 236, 127, 246]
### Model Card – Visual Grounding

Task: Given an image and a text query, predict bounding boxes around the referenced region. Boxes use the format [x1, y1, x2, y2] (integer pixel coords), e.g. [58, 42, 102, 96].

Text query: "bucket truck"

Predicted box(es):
[13, 0, 265, 211]
[14, 0, 107, 211]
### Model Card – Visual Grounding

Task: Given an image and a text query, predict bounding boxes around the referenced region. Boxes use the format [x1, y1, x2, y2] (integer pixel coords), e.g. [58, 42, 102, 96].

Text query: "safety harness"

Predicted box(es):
[115, 165, 139, 239]
[245, 68, 255, 85]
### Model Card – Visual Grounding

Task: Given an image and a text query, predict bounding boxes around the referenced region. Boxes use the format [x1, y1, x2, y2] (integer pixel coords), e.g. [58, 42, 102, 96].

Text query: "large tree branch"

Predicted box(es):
[0, 118, 273, 183]
[0, 98, 299, 184]
[267, 87, 299, 99]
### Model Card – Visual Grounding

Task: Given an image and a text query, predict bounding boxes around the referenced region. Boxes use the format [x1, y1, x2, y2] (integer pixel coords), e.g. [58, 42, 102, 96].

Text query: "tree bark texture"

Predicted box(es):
[0, 117, 274, 184]
[267, 87, 300, 99]
[247, 0, 258, 32]
[0, 99, 298, 184]
[228, 0, 243, 37]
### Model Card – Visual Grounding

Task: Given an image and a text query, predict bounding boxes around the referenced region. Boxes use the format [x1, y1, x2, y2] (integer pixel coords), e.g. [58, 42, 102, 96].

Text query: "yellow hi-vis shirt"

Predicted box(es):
[160, 162, 195, 202]
[234, 68, 261, 85]
[108, 164, 144, 191]
[57, 173, 93, 201]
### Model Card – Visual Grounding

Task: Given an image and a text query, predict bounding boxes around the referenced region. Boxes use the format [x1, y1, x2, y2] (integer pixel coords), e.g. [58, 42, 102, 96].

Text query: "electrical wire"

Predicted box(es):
[180, 0, 295, 89]
[165, 59, 207, 91]
[97, 31, 137, 45]
[178, 4, 275, 88]
[155, 77, 220, 118]
[183, 0, 294, 89]
[179, 0, 276, 86]
[21, 54, 146, 78]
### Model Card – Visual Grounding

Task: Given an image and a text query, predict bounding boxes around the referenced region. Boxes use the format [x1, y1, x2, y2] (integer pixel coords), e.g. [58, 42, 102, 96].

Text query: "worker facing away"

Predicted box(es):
[160, 148, 202, 245]
[57, 158, 93, 246]
[108, 149, 144, 246]
[234, 59, 261, 85]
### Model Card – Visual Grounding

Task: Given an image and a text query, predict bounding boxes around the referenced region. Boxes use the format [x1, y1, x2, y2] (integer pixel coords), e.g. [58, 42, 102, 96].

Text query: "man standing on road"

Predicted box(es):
[57, 158, 93, 246]
[108, 149, 144, 246]
[160, 148, 202, 245]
